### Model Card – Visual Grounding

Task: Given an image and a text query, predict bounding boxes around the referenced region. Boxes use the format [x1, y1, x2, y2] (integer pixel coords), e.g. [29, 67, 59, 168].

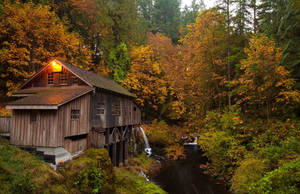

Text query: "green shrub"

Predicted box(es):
[250, 158, 300, 194]
[199, 130, 246, 175]
[62, 148, 116, 194]
[231, 158, 266, 194]
[74, 166, 103, 193]
[255, 137, 300, 169]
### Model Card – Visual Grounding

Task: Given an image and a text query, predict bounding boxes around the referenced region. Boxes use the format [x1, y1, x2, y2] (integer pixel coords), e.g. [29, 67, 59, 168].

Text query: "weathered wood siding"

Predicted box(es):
[90, 91, 141, 129]
[10, 93, 90, 148]
[64, 136, 87, 154]
[0, 117, 11, 133]
[90, 130, 106, 148]
[10, 110, 59, 147]
[57, 93, 90, 138]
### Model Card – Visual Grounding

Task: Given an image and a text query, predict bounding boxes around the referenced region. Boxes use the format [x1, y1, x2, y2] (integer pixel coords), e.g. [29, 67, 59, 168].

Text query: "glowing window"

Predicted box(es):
[52, 61, 62, 72]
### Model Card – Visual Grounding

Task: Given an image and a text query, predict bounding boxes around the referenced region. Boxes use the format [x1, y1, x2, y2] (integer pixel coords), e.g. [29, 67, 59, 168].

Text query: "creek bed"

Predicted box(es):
[151, 147, 231, 194]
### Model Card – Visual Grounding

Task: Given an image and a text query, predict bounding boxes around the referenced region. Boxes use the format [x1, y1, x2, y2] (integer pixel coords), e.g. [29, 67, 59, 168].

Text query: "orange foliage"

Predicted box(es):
[233, 35, 300, 117]
[0, 1, 92, 95]
[179, 10, 228, 121]
[123, 33, 185, 119]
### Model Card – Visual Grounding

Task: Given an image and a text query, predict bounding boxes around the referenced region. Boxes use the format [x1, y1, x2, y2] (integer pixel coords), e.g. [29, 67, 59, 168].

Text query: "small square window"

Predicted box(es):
[112, 103, 120, 116]
[71, 109, 80, 120]
[96, 103, 105, 116]
[133, 106, 137, 111]
[59, 71, 68, 85]
[48, 72, 54, 85]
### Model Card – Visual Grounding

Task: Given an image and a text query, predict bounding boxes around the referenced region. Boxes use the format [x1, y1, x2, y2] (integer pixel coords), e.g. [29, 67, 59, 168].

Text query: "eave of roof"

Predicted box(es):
[6, 86, 93, 109]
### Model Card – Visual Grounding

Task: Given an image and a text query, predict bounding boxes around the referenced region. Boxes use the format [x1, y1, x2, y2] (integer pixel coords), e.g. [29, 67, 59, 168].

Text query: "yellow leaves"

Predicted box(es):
[152, 63, 161, 74]
[235, 35, 300, 115]
[123, 44, 170, 112]
[232, 116, 243, 124]
[0, 1, 92, 95]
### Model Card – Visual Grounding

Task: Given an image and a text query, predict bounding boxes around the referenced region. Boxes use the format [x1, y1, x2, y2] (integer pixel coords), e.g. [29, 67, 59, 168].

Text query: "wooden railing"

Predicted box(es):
[0, 117, 11, 133]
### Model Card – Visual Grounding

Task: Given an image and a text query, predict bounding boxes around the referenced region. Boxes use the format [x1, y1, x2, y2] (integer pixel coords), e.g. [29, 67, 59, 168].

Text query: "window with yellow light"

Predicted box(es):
[51, 61, 62, 72]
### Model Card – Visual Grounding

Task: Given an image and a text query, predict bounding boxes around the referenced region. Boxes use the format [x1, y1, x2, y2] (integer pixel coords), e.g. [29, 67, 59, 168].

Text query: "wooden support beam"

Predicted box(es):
[124, 139, 128, 165]
[119, 140, 124, 167]
[112, 143, 117, 166]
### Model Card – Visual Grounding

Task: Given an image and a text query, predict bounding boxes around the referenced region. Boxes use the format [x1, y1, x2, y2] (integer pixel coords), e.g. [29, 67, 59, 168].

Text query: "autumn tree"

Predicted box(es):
[180, 10, 228, 121]
[123, 45, 169, 119]
[146, 33, 186, 120]
[123, 33, 185, 120]
[257, 0, 300, 91]
[232, 35, 300, 119]
[0, 1, 92, 95]
[55, 0, 114, 66]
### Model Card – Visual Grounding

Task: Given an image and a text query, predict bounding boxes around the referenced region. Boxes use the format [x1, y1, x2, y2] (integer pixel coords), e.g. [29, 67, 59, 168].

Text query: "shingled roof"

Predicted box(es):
[58, 60, 135, 98]
[19, 59, 135, 98]
[6, 87, 93, 109]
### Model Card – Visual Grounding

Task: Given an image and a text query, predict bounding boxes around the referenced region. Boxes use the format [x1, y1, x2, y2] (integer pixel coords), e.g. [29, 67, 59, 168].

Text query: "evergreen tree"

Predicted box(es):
[152, 0, 181, 42]
[258, 0, 300, 89]
[217, 0, 235, 106]
[181, 0, 205, 27]
[249, 0, 258, 33]
[233, 0, 251, 35]
[137, 0, 154, 29]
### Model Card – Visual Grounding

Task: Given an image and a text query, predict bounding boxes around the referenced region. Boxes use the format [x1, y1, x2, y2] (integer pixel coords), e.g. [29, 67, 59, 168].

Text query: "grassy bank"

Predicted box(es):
[115, 153, 165, 194]
[0, 137, 165, 194]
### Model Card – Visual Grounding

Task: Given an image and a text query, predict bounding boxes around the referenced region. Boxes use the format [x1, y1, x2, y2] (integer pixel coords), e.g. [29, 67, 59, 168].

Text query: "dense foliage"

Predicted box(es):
[0, 0, 299, 193]
[0, 138, 162, 194]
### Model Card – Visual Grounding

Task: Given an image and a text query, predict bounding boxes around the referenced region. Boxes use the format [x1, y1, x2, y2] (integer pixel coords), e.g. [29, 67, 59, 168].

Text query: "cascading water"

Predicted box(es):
[139, 127, 152, 156]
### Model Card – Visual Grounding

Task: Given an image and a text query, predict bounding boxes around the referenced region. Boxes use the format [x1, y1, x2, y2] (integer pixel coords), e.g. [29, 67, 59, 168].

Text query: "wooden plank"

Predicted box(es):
[0, 117, 11, 133]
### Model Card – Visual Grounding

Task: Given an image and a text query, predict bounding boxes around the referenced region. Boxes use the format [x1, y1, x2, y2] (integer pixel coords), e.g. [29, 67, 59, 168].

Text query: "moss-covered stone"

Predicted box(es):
[61, 148, 116, 194]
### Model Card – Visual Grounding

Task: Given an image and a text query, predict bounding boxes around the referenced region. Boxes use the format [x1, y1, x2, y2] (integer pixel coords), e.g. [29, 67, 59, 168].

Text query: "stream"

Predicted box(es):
[151, 147, 231, 194]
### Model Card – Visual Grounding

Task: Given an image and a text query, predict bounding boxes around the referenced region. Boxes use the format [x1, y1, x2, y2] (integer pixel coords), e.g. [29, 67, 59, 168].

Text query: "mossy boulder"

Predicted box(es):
[61, 148, 116, 194]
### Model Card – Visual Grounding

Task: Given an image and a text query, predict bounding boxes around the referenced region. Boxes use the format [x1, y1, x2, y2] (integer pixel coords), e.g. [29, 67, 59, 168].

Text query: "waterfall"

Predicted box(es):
[139, 127, 152, 156]
[139, 170, 150, 182]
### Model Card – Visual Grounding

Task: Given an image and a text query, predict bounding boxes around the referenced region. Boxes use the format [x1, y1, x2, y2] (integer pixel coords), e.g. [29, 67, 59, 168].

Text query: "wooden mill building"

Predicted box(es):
[6, 59, 141, 166]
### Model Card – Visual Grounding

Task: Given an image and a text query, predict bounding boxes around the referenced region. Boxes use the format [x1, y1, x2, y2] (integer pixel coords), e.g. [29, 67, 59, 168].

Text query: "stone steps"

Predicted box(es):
[36, 147, 72, 165]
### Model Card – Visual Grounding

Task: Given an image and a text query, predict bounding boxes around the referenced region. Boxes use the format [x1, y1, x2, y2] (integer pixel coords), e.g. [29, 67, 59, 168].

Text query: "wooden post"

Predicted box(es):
[119, 140, 124, 166]
[105, 128, 109, 145]
[124, 139, 128, 165]
[87, 132, 90, 149]
[112, 143, 117, 166]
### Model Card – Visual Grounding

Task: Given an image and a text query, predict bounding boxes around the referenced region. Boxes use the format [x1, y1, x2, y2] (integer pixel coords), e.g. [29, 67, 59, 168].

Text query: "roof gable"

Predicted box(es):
[20, 59, 135, 98]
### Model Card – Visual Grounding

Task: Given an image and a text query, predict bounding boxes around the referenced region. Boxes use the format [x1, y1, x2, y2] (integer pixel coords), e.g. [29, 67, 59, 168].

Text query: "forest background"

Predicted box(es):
[0, 0, 299, 193]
